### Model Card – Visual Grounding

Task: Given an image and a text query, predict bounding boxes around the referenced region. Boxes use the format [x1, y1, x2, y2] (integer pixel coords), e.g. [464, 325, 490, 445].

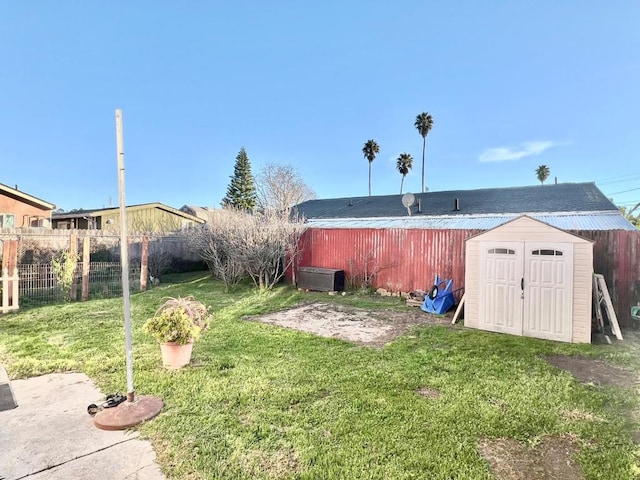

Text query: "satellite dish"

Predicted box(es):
[401, 192, 415, 216]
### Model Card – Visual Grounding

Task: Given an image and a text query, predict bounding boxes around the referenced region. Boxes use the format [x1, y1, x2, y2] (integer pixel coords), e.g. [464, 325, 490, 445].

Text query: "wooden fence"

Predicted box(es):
[1, 267, 19, 314]
[0, 235, 152, 307]
[18, 262, 142, 305]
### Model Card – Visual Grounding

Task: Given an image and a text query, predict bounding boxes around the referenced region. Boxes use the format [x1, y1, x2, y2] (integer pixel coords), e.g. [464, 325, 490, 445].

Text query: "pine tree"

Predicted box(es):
[221, 147, 257, 210]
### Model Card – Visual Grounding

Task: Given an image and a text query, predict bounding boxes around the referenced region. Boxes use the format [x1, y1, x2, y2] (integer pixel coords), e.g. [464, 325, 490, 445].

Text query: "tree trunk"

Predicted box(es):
[400, 176, 404, 194]
[421, 137, 426, 193]
[368, 161, 372, 196]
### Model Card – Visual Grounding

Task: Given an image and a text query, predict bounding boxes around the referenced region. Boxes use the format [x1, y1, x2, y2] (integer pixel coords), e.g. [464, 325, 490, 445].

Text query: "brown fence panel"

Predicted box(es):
[574, 229, 640, 327]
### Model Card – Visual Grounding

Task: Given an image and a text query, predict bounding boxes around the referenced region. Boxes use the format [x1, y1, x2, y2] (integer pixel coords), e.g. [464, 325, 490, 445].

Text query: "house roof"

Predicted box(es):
[294, 182, 619, 219]
[0, 183, 56, 210]
[294, 183, 635, 231]
[179, 205, 223, 222]
[52, 202, 205, 223]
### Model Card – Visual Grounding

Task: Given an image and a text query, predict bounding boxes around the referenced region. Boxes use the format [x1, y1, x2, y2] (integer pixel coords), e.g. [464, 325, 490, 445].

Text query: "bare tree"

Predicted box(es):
[187, 211, 246, 290]
[255, 164, 316, 213]
[346, 249, 399, 292]
[146, 245, 174, 279]
[187, 209, 306, 291]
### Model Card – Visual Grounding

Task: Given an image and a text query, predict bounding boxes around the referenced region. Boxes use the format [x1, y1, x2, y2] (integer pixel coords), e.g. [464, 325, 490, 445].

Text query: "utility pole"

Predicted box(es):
[93, 110, 163, 430]
[115, 109, 135, 402]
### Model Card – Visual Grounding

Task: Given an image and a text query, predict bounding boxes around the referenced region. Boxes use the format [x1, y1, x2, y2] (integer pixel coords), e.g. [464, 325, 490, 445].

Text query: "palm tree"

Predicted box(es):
[362, 139, 379, 196]
[535, 165, 550, 185]
[414, 112, 434, 193]
[396, 153, 413, 194]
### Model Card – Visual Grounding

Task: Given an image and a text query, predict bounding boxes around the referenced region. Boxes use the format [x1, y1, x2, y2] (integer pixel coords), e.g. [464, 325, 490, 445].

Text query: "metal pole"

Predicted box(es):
[115, 109, 135, 402]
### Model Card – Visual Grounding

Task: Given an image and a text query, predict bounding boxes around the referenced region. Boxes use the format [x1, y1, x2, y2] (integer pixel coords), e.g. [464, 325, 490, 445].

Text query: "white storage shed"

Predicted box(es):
[464, 216, 593, 343]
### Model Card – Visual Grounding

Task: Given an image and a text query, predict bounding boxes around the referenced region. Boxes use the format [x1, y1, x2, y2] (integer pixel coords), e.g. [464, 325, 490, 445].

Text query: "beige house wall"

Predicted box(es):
[100, 207, 190, 233]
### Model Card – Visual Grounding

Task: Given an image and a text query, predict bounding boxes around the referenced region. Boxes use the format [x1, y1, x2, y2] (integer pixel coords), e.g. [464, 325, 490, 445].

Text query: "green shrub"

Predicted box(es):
[51, 250, 79, 302]
[143, 296, 211, 344]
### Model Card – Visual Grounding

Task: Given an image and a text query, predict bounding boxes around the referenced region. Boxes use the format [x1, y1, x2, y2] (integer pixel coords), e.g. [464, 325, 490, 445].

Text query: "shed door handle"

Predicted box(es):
[521, 278, 524, 291]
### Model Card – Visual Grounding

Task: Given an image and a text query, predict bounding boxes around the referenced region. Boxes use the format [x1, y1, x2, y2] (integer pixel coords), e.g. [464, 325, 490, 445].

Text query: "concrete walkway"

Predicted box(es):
[0, 369, 165, 480]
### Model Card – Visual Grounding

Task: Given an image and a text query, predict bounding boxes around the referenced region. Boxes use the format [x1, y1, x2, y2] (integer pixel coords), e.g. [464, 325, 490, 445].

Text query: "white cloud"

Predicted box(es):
[478, 141, 560, 163]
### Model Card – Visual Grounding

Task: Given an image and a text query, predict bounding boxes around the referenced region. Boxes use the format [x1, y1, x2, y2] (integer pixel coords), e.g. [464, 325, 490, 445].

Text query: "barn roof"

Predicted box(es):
[294, 182, 618, 219]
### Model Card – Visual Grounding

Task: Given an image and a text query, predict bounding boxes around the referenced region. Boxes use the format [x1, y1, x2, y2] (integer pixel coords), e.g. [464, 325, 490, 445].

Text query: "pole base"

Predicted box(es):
[94, 395, 163, 431]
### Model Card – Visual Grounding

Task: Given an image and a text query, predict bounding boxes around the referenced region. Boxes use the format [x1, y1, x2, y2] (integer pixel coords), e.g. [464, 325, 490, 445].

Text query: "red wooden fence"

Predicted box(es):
[297, 228, 640, 327]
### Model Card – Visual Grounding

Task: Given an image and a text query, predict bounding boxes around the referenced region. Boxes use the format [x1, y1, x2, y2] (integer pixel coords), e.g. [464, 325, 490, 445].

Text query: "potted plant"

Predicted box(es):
[144, 295, 212, 369]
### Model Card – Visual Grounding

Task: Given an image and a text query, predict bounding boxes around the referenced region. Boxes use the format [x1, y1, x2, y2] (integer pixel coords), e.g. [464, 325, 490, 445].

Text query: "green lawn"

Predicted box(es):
[1, 272, 638, 479]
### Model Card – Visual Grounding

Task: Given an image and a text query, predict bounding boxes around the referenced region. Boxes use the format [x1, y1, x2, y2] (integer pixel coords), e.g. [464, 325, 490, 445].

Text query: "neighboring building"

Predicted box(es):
[52, 202, 204, 232]
[179, 205, 225, 224]
[293, 182, 640, 329]
[0, 183, 55, 228]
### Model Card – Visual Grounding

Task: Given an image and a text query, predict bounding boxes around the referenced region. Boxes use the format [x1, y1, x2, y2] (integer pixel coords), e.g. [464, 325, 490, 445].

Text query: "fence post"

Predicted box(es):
[82, 236, 90, 301]
[1, 268, 7, 314]
[11, 267, 19, 312]
[2, 240, 18, 306]
[70, 232, 78, 300]
[140, 235, 148, 291]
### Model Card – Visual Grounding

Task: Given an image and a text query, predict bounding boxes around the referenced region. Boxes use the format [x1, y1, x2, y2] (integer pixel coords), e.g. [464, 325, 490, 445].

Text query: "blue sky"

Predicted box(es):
[1, 1, 638, 212]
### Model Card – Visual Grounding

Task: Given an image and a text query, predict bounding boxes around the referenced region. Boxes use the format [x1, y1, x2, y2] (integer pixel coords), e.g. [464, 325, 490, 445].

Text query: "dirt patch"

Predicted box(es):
[542, 355, 638, 388]
[416, 387, 441, 399]
[559, 408, 603, 422]
[249, 302, 449, 347]
[242, 447, 301, 479]
[478, 436, 583, 480]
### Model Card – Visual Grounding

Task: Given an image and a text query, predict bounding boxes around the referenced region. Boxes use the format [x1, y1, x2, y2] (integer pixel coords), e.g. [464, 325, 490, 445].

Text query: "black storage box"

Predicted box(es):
[298, 267, 345, 292]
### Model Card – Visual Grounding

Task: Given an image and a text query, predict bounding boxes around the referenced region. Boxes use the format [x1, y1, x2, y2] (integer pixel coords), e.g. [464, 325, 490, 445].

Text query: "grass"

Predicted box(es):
[1, 272, 638, 479]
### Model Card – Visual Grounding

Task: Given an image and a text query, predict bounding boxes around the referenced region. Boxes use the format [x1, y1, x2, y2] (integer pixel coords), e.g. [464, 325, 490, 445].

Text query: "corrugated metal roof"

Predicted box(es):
[306, 213, 637, 231]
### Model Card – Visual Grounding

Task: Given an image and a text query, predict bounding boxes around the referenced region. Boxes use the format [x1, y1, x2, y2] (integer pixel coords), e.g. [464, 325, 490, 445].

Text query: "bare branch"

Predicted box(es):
[186, 209, 306, 291]
[255, 164, 316, 213]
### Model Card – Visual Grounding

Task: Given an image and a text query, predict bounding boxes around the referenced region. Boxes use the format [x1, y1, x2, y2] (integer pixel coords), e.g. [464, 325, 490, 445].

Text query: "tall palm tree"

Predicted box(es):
[535, 165, 550, 185]
[396, 153, 413, 194]
[414, 112, 434, 193]
[362, 139, 379, 196]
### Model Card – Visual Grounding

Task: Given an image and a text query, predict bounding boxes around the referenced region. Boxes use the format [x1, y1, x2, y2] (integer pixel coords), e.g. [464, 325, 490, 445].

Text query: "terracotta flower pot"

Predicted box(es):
[159, 341, 194, 369]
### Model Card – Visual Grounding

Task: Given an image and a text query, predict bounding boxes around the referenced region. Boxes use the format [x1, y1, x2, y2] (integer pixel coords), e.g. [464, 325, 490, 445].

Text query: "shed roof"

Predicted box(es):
[465, 215, 595, 242]
[294, 182, 618, 220]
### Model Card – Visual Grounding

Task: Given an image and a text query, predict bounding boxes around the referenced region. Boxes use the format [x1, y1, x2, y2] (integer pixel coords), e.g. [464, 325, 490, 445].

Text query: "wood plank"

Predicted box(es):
[595, 274, 623, 340]
[592, 274, 604, 332]
[1, 268, 8, 314]
[406, 298, 424, 308]
[70, 232, 78, 301]
[10, 240, 16, 271]
[452, 293, 466, 325]
[140, 235, 148, 292]
[4, 241, 18, 305]
[81, 237, 90, 301]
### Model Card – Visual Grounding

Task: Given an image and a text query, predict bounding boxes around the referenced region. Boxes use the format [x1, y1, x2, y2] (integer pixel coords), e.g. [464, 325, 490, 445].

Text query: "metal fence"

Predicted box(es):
[18, 262, 141, 306]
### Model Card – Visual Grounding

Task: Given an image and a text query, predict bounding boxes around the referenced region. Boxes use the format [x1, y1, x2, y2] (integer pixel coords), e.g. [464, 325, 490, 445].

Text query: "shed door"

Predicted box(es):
[479, 242, 524, 336]
[479, 241, 573, 342]
[523, 243, 573, 342]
